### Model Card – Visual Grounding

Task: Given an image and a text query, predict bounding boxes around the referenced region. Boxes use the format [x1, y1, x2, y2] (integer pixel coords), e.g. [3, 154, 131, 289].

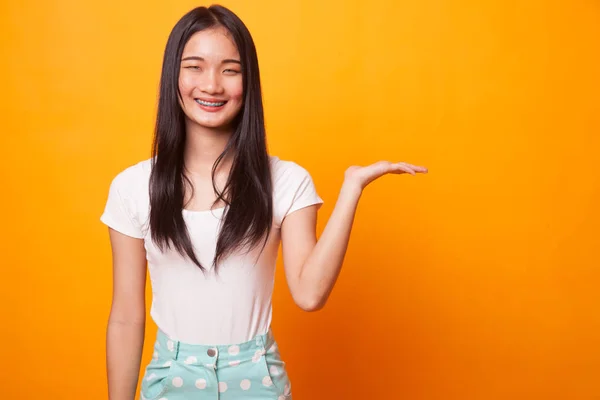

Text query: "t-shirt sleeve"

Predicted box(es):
[279, 163, 324, 223]
[100, 170, 144, 239]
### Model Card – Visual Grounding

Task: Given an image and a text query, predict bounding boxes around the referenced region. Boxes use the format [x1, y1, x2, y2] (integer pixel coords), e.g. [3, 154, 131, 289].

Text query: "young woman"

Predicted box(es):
[101, 5, 427, 400]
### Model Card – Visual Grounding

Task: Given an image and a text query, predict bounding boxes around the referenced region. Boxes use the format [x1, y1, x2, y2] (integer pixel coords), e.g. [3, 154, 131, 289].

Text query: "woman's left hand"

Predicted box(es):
[343, 161, 428, 192]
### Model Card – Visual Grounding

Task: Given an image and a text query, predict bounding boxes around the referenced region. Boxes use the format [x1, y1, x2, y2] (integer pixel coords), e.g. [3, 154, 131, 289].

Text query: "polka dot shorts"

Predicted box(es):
[140, 329, 292, 400]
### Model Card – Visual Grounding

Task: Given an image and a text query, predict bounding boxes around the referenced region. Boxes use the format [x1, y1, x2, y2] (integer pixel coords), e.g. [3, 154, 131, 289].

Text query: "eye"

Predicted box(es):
[185, 66, 201, 70]
[224, 69, 240, 74]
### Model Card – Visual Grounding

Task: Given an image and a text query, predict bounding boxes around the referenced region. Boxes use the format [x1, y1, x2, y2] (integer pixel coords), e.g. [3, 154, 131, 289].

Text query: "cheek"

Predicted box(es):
[178, 74, 196, 93]
[227, 81, 244, 103]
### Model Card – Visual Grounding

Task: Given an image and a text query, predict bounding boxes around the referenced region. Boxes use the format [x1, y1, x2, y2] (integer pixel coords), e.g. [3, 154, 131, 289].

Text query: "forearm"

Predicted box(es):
[298, 182, 362, 309]
[106, 319, 145, 400]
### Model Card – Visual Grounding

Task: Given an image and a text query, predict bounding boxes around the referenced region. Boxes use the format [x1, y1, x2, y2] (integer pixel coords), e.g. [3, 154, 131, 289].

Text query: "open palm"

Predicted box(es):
[344, 161, 428, 190]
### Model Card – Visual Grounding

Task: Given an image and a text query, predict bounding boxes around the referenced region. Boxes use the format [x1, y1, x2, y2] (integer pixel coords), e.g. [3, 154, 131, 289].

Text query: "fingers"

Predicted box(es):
[391, 162, 428, 175]
[393, 163, 416, 175]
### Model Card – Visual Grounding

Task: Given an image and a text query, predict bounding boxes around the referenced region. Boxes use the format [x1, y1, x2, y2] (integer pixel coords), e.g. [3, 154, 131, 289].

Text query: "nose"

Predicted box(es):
[199, 69, 224, 95]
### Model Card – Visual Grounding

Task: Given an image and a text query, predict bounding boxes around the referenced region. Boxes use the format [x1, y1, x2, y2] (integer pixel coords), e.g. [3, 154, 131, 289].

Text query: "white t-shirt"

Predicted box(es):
[100, 156, 323, 345]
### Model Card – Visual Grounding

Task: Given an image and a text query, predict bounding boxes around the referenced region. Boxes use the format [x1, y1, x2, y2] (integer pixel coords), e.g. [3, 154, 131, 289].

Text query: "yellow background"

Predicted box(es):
[2, 0, 599, 399]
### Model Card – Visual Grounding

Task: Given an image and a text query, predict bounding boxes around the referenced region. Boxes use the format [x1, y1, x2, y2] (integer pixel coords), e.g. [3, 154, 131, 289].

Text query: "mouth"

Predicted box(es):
[195, 99, 227, 107]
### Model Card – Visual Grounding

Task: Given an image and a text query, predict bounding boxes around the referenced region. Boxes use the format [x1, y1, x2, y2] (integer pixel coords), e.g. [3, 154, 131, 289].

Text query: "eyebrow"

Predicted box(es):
[181, 56, 241, 64]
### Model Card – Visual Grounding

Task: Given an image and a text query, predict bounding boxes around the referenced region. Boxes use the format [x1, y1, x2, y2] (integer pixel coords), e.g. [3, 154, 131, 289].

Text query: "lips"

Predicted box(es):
[195, 98, 227, 107]
[194, 98, 227, 112]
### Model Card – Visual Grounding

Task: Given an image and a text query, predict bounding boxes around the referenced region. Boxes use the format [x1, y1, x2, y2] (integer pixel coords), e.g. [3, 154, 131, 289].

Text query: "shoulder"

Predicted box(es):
[269, 155, 313, 184]
[108, 158, 153, 197]
[269, 154, 322, 219]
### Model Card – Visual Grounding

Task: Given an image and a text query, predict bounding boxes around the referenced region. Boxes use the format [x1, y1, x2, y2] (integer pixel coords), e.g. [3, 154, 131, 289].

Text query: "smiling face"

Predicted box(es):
[178, 26, 244, 131]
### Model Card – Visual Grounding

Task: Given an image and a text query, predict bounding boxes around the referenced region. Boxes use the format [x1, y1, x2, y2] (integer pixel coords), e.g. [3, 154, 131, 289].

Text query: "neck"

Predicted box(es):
[183, 121, 235, 178]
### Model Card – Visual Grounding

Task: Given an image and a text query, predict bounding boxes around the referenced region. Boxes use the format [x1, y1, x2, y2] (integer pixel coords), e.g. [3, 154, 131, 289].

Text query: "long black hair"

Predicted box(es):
[149, 5, 272, 273]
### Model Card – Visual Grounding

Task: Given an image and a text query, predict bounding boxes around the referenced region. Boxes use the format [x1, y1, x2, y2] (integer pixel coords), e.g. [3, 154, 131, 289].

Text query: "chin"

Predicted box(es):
[195, 117, 234, 130]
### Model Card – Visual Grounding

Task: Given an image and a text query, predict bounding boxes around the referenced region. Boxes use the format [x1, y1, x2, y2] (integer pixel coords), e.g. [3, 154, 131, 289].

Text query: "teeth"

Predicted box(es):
[196, 99, 226, 107]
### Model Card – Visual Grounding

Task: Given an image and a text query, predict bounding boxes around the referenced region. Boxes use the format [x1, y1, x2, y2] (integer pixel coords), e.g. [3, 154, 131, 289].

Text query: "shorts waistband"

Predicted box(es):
[153, 328, 277, 365]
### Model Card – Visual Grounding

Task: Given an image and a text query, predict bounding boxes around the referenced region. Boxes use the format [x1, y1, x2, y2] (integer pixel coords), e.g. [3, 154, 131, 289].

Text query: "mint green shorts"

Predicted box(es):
[140, 329, 293, 400]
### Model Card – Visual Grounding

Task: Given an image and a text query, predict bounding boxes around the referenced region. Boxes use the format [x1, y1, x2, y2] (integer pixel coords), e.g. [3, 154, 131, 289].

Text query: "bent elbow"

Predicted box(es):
[296, 296, 325, 312]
